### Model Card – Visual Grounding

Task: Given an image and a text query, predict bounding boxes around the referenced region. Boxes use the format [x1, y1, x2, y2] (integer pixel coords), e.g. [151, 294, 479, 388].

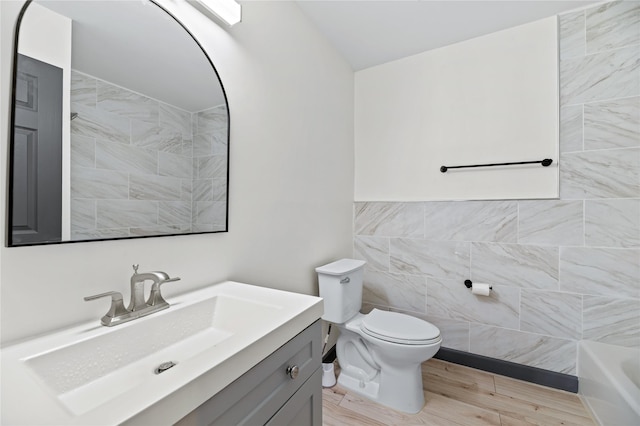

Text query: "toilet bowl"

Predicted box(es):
[316, 259, 442, 413]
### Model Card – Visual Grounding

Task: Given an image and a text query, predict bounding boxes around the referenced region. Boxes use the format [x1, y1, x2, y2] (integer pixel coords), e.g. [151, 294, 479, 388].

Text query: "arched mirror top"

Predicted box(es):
[8, 0, 229, 247]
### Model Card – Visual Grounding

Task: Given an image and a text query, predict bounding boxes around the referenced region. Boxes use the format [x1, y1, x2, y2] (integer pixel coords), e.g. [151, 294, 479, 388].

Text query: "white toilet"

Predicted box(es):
[316, 259, 442, 414]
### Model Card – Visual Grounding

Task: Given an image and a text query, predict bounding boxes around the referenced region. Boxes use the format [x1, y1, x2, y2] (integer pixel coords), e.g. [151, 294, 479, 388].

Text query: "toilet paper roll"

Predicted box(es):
[471, 283, 491, 296]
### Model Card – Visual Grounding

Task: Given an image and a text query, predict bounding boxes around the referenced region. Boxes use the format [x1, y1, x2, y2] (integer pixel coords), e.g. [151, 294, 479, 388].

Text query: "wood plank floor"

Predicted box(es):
[322, 359, 596, 426]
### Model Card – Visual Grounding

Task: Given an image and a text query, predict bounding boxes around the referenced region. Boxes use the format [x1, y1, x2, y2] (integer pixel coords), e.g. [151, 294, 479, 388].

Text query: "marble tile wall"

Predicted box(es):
[192, 105, 228, 232]
[354, 1, 640, 376]
[69, 71, 228, 238]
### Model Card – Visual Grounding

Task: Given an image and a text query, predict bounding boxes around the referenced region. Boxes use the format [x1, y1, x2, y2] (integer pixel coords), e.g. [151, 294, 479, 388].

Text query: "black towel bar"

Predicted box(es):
[440, 158, 552, 173]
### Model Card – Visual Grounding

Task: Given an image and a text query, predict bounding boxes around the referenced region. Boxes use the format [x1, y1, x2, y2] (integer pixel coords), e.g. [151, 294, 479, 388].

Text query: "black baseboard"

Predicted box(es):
[324, 344, 578, 393]
[434, 347, 578, 393]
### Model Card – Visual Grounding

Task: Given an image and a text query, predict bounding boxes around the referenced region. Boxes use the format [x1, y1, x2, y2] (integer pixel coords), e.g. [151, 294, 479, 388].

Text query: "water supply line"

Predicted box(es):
[322, 323, 332, 355]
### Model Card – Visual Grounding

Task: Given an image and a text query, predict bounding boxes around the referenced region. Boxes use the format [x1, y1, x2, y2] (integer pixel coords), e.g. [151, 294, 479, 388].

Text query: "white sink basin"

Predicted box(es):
[1, 281, 323, 425]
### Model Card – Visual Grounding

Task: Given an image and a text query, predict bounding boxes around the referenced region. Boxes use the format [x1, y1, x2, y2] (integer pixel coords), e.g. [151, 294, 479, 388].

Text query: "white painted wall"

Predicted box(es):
[355, 16, 559, 201]
[0, 0, 354, 344]
[17, 2, 72, 239]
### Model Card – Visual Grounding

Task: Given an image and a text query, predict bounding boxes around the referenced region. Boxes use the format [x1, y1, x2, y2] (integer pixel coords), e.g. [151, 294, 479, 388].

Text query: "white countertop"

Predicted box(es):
[1, 281, 323, 425]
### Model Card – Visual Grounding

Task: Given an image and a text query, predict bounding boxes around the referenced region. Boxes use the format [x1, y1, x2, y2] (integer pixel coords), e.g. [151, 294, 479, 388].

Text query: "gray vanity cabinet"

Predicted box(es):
[177, 321, 322, 426]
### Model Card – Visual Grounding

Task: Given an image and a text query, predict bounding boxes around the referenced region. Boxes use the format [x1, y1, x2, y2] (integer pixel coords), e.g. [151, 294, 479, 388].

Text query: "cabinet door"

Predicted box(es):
[266, 368, 322, 426]
[176, 321, 321, 426]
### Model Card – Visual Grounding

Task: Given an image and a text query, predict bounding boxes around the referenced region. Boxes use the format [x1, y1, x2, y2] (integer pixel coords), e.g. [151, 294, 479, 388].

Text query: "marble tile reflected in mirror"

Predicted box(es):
[8, 0, 229, 246]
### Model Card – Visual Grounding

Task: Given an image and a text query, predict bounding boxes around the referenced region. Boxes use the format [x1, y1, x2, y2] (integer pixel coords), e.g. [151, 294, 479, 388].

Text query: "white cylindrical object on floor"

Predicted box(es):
[471, 283, 491, 296]
[322, 362, 337, 388]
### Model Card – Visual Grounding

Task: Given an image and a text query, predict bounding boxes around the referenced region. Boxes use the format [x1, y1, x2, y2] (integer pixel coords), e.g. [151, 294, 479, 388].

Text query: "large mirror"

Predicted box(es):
[8, 0, 229, 246]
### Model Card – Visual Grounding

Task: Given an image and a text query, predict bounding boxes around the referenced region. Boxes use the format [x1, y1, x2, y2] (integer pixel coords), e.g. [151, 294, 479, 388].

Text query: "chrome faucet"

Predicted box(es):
[129, 265, 177, 311]
[84, 265, 181, 326]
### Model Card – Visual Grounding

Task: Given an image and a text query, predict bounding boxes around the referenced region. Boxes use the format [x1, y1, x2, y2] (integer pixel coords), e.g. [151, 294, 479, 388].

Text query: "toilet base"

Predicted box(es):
[337, 362, 425, 414]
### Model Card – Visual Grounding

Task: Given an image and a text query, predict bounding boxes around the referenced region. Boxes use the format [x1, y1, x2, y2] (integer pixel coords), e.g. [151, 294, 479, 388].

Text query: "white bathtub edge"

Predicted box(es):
[578, 340, 640, 426]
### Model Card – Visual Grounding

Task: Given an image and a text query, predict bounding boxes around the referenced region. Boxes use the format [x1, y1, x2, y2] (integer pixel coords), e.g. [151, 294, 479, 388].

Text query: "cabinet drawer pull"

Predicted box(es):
[286, 365, 299, 380]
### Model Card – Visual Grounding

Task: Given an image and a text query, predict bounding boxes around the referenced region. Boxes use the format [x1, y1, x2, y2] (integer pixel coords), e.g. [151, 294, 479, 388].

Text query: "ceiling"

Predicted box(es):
[295, 0, 599, 70]
[26, 0, 600, 109]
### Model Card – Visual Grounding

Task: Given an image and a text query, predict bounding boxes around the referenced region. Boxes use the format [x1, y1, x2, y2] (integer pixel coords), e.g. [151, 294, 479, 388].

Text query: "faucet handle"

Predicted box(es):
[84, 291, 130, 326]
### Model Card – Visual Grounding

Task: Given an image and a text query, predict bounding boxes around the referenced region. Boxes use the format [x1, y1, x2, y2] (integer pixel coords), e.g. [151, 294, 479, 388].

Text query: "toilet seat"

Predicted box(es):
[360, 309, 441, 345]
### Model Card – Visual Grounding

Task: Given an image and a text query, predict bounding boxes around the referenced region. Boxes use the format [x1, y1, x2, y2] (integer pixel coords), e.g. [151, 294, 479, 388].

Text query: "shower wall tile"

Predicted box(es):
[70, 71, 96, 107]
[584, 96, 640, 150]
[559, 105, 583, 152]
[158, 201, 192, 226]
[96, 200, 158, 229]
[197, 155, 227, 179]
[72, 228, 129, 240]
[212, 223, 226, 232]
[196, 105, 227, 134]
[363, 270, 426, 314]
[354, 236, 389, 272]
[96, 80, 159, 124]
[70, 102, 130, 144]
[354, 202, 424, 237]
[559, 11, 585, 60]
[131, 120, 183, 153]
[471, 243, 559, 290]
[212, 178, 227, 202]
[194, 201, 215, 225]
[390, 238, 469, 279]
[560, 247, 640, 298]
[181, 180, 193, 202]
[210, 201, 227, 225]
[95, 140, 157, 175]
[159, 152, 192, 179]
[69, 69, 225, 235]
[70, 134, 95, 168]
[159, 103, 192, 136]
[212, 131, 228, 155]
[583, 295, 640, 348]
[585, 199, 640, 248]
[70, 199, 95, 231]
[191, 224, 215, 233]
[427, 278, 519, 329]
[560, 45, 640, 106]
[129, 174, 182, 201]
[520, 290, 582, 340]
[71, 167, 128, 200]
[130, 224, 192, 237]
[586, 1, 640, 54]
[193, 134, 213, 157]
[423, 201, 517, 242]
[470, 325, 576, 374]
[193, 179, 214, 202]
[517, 200, 583, 246]
[559, 148, 640, 199]
[182, 138, 193, 158]
[420, 315, 470, 351]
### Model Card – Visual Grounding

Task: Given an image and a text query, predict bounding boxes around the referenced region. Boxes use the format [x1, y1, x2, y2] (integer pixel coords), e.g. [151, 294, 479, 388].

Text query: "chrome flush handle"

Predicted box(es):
[340, 277, 350, 284]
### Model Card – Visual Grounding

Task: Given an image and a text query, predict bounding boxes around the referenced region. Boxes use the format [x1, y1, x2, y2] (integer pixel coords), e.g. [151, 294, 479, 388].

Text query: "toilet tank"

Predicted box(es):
[316, 259, 366, 323]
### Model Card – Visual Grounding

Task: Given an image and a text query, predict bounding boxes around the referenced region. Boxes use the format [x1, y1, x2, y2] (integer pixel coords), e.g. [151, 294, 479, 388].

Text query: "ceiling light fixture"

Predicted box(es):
[193, 0, 241, 27]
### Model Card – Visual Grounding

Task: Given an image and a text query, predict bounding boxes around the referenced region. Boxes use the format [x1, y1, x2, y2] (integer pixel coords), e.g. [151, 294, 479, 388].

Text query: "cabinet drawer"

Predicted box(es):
[176, 320, 321, 426]
[266, 368, 322, 426]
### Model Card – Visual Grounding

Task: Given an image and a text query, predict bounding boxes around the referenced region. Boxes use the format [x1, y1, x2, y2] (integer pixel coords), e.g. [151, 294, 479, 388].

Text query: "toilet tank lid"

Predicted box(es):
[315, 259, 366, 276]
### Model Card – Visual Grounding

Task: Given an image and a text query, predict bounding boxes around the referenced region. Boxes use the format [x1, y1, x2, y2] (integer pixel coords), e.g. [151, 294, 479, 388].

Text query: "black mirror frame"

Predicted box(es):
[6, 0, 230, 247]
